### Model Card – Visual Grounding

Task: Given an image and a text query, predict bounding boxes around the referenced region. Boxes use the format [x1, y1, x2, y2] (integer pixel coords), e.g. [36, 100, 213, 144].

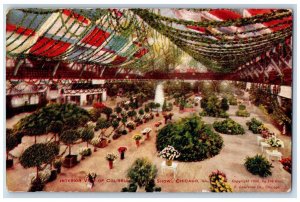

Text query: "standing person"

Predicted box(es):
[87, 172, 97, 189]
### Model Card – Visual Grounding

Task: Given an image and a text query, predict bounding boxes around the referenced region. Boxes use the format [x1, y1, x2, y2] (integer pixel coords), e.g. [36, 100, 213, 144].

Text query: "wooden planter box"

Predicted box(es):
[63, 155, 78, 168]
[96, 139, 108, 148]
[6, 159, 13, 168]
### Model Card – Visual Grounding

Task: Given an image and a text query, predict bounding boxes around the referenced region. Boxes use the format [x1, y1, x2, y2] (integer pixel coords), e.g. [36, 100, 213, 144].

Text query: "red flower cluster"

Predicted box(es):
[93, 102, 106, 109]
[279, 157, 292, 173]
[209, 170, 227, 182]
[118, 147, 127, 153]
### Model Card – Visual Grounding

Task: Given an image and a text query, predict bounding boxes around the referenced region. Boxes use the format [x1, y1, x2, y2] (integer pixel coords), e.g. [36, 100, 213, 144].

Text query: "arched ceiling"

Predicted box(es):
[6, 8, 293, 85]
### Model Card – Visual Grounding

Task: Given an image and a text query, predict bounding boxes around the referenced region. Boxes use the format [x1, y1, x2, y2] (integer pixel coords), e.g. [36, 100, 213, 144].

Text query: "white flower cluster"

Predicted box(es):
[159, 145, 181, 160]
[90, 137, 101, 145]
[266, 136, 284, 148]
[144, 114, 151, 119]
[79, 147, 91, 156]
[126, 121, 135, 127]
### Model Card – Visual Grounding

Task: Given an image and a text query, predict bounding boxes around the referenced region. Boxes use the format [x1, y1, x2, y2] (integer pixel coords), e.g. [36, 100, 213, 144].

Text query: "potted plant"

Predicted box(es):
[266, 136, 284, 151]
[80, 126, 95, 148]
[79, 147, 92, 159]
[141, 128, 152, 140]
[46, 121, 63, 143]
[53, 159, 62, 174]
[6, 131, 18, 168]
[209, 170, 233, 192]
[118, 147, 128, 160]
[126, 121, 136, 132]
[279, 157, 292, 173]
[60, 129, 80, 168]
[155, 103, 161, 116]
[132, 134, 142, 147]
[158, 145, 180, 166]
[106, 153, 118, 169]
[101, 107, 113, 121]
[138, 109, 144, 116]
[19, 143, 57, 191]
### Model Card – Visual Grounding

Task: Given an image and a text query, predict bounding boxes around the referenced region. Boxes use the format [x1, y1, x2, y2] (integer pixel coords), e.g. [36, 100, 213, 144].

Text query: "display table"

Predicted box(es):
[260, 142, 271, 153]
[266, 149, 282, 161]
[257, 136, 264, 145]
[161, 161, 178, 178]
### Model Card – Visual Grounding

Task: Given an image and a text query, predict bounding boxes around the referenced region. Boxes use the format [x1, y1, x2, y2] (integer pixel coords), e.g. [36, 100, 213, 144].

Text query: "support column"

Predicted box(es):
[154, 82, 165, 112]
[80, 93, 87, 106]
[102, 90, 107, 102]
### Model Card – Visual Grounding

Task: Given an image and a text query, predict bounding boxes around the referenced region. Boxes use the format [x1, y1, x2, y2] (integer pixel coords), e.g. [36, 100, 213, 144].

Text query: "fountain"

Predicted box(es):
[154, 82, 165, 112]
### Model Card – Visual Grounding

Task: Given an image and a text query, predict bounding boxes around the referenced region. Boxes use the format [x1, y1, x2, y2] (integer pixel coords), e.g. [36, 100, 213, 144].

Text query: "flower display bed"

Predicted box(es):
[213, 118, 245, 135]
[246, 118, 263, 134]
[244, 154, 273, 177]
[156, 116, 223, 162]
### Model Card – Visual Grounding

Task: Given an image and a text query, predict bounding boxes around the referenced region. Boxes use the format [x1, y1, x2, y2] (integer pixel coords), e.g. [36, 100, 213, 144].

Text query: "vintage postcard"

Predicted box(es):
[6, 8, 292, 193]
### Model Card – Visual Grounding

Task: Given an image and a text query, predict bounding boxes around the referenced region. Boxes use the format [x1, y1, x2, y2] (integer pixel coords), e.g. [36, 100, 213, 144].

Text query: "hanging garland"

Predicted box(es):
[132, 9, 292, 28]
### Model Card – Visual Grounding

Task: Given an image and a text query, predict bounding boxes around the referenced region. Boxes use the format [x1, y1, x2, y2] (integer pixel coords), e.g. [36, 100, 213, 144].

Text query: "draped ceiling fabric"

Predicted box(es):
[6, 8, 293, 85]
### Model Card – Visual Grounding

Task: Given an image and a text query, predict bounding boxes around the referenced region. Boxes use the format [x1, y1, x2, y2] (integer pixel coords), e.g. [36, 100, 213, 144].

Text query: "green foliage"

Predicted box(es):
[148, 102, 156, 111]
[155, 103, 161, 108]
[235, 110, 250, 117]
[111, 120, 120, 129]
[162, 100, 167, 112]
[101, 107, 113, 120]
[80, 127, 95, 143]
[15, 104, 90, 136]
[138, 109, 144, 115]
[88, 108, 101, 122]
[121, 183, 138, 192]
[213, 119, 245, 135]
[46, 142, 60, 156]
[127, 110, 137, 118]
[220, 98, 229, 111]
[20, 143, 57, 169]
[156, 116, 223, 162]
[246, 118, 263, 134]
[46, 121, 63, 135]
[60, 129, 80, 145]
[144, 106, 150, 113]
[244, 155, 273, 177]
[200, 95, 229, 117]
[6, 129, 18, 152]
[228, 96, 238, 105]
[114, 106, 122, 114]
[95, 118, 111, 131]
[127, 158, 158, 188]
[238, 104, 246, 110]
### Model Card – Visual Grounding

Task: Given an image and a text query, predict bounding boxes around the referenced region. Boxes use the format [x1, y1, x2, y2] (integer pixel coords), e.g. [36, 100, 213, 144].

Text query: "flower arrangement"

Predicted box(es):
[79, 147, 92, 156]
[158, 145, 181, 160]
[258, 125, 271, 138]
[90, 137, 101, 146]
[30, 168, 51, 184]
[106, 153, 118, 161]
[279, 157, 292, 173]
[126, 121, 136, 130]
[209, 170, 233, 192]
[266, 136, 284, 148]
[118, 146, 127, 153]
[110, 112, 118, 119]
[143, 114, 151, 120]
[132, 134, 142, 141]
[121, 111, 127, 117]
